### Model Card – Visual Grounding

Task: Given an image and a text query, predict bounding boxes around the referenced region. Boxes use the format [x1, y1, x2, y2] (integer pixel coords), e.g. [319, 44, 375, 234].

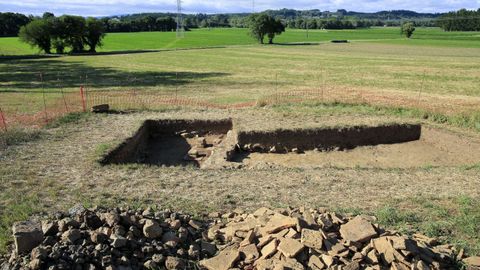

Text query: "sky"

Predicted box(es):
[0, 0, 479, 17]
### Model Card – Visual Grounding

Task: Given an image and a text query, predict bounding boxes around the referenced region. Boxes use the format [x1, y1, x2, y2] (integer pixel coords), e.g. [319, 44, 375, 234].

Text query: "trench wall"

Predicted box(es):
[237, 124, 422, 152]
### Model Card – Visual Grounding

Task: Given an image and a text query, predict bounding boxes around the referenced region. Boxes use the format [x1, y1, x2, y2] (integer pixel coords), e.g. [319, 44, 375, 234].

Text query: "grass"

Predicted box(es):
[2, 27, 480, 56]
[0, 128, 42, 150]
[375, 196, 480, 256]
[1, 40, 480, 119]
[271, 102, 480, 132]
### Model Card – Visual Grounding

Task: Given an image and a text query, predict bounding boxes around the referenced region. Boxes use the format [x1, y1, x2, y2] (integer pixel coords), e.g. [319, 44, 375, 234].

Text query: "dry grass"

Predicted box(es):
[1, 107, 479, 253]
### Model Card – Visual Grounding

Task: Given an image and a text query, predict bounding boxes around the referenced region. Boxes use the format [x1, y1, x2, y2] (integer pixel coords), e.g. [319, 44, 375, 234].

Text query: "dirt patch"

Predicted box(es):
[101, 119, 232, 167]
[236, 127, 480, 169]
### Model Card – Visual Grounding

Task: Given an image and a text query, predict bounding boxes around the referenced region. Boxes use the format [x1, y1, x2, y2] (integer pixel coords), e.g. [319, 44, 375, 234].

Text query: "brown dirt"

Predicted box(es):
[1, 108, 479, 216]
[237, 127, 480, 169]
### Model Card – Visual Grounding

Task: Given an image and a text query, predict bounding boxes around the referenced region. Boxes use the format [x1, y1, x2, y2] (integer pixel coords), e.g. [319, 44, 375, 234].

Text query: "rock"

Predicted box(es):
[263, 213, 298, 234]
[165, 256, 186, 270]
[84, 212, 102, 229]
[340, 216, 377, 243]
[240, 230, 256, 247]
[41, 221, 58, 236]
[261, 238, 278, 258]
[143, 219, 163, 239]
[188, 219, 203, 230]
[111, 235, 127, 248]
[90, 231, 108, 244]
[102, 212, 120, 227]
[30, 246, 47, 260]
[239, 244, 260, 262]
[144, 260, 157, 269]
[201, 249, 240, 270]
[12, 221, 43, 254]
[68, 204, 85, 216]
[197, 137, 207, 147]
[201, 241, 217, 256]
[29, 259, 41, 270]
[464, 257, 480, 267]
[162, 231, 180, 245]
[277, 238, 304, 258]
[301, 228, 324, 250]
[91, 104, 110, 113]
[372, 237, 396, 264]
[308, 255, 326, 270]
[61, 229, 81, 243]
[321, 254, 334, 268]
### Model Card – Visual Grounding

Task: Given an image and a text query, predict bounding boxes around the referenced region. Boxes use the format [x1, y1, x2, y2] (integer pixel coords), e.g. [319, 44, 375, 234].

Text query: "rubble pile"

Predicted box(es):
[1, 206, 479, 270]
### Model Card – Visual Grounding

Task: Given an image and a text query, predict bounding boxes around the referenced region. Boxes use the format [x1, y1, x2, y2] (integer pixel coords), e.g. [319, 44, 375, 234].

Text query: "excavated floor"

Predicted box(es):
[101, 118, 480, 169]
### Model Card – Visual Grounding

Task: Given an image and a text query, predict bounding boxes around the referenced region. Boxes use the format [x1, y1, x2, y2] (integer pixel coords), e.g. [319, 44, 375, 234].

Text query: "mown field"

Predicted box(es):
[2, 27, 480, 56]
[1, 26, 480, 258]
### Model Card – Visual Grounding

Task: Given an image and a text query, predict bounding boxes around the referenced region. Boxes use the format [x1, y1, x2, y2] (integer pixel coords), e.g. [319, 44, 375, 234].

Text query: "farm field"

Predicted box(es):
[2, 27, 480, 56]
[1, 25, 480, 263]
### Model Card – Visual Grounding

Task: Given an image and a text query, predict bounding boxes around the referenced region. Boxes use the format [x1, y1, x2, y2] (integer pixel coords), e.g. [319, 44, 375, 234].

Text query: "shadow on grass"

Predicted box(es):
[0, 58, 229, 91]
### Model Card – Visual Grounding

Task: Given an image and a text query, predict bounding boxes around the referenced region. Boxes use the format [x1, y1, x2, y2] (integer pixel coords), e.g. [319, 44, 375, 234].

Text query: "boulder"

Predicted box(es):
[12, 221, 43, 254]
[200, 249, 240, 270]
[339, 216, 377, 243]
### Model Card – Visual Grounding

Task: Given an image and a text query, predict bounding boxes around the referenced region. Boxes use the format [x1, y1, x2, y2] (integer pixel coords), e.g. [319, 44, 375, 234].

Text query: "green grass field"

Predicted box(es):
[2, 27, 480, 56]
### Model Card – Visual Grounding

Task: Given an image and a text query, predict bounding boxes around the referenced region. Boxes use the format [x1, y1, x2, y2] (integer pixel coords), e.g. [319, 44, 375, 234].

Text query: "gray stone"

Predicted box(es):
[143, 219, 163, 239]
[12, 221, 43, 254]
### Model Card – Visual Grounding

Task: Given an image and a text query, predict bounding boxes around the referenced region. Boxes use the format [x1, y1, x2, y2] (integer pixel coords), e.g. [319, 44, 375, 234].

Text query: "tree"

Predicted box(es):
[18, 19, 52, 53]
[60, 15, 86, 52]
[84, 18, 106, 52]
[248, 13, 285, 44]
[401, 22, 415, 38]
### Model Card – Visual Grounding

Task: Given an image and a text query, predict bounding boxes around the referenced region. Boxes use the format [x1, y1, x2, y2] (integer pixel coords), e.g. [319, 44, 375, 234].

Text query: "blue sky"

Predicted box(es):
[0, 0, 478, 16]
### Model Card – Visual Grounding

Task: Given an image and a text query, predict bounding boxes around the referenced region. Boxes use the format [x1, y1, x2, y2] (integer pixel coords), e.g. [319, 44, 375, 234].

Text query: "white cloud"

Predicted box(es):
[0, 0, 478, 16]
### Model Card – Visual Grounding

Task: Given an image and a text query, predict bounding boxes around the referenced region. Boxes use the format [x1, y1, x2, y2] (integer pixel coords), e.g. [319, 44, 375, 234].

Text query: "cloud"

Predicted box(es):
[0, 0, 478, 16]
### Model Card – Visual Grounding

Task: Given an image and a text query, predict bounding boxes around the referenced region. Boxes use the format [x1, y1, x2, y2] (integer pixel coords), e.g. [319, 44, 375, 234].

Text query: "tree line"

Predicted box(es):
[19, 13, 106, 54]
[437, 9, 480, 31]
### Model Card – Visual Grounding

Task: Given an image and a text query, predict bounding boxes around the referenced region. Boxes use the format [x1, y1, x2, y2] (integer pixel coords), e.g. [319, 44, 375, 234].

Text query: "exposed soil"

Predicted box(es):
[236, 127, 480, 169]
[101, 119, 232, 167]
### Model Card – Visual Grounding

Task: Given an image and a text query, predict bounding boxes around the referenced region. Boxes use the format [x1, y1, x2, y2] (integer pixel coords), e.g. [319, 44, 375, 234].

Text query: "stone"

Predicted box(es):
[102, 213, 120, 227]
[372, 237, 395, 264]
[200, 249, 240, 270]
[12, 221, 43, 254]
[261, 238, 278, 258]
[321, 254, 334, 268]
[111, 235, 127, 248]
[277, 238, 304, 258]
[263, 213, 298, 234]
[91, 104, 109, 113]
[90, 231, 108, 244]
[143, 219, 163, 239]
[61, 229, 81, 243]
[165, 256, 186, 270]
[301, 228, 324, 250]
[41, 221, 58, 236]
[144, 260, 157, 269]
[239, 244, 260, 262]
[339, 216, 377, 243]
[188, 219, 203, 230]
[68, 204, 85, 216]
[30, 246, 47, 260]
[464, 257, 480, 267]
[84, 212, 103, 229]
[162, 231, 180, 244]
[201, 241, 217, 256]
[308, 255, 326, 270]
[29, 259, 41, 270]
[344, 261, 361, 270]
[240, 230, 256, 247]
[197, 137, 207, 147]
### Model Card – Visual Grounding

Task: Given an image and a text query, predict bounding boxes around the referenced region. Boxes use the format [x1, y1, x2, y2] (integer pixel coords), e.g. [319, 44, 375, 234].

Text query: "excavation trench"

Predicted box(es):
[101, 119, 430, 169]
